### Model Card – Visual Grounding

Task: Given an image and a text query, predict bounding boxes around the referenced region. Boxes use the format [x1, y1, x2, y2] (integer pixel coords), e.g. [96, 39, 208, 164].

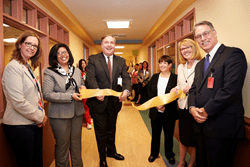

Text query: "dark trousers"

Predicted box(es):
[92, 97, 118, 160]
[132, 84, 138, 101]
[195, 130, 240, 167]
[3, 124, 43, 167]
[150, 115, 176, 158]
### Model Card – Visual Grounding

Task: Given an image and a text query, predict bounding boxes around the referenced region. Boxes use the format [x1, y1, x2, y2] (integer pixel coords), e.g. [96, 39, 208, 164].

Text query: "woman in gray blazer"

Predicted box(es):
[43, 43, 85, 167]
[171, 39, 202, 167]
[2, 31, 47, 167]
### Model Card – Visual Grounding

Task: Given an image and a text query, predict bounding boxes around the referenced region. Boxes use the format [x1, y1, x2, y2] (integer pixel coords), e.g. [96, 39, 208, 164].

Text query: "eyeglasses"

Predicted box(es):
[195, 30, 212, 40]
[180, 46, 192, 52]
[57, 51, 68, 56]
[24, 42, 38, 50]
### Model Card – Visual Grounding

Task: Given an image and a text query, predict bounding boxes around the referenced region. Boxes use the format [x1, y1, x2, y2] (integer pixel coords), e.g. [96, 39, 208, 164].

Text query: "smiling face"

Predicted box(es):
[195, 24, 218, 53]
[101, 36, 115, 56]
[81, 60, 86, 70]
[159, 61, 172, 73]
[180, 44, 194, 61]
[19, 36, 38, 63]
[57, 47, 69, 66]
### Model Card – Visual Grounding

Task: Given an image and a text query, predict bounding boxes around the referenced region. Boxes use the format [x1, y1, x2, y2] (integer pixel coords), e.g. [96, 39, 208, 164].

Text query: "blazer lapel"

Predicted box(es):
[198, 44, 225, 91]
[112, 55, 119, 82]
[23, 65, 37, 87]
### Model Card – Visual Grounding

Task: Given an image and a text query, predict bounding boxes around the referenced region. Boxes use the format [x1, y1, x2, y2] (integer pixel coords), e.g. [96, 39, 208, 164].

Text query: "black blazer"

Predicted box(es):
[188, 44, 247, 138]
[86, 52, 131, 113]
[148, 73, 178, 121]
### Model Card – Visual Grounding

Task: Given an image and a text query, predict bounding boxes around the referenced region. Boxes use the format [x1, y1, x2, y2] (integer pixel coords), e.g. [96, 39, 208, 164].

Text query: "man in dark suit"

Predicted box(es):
[188, 21, 247, 167]
[86, 35, 131, 167]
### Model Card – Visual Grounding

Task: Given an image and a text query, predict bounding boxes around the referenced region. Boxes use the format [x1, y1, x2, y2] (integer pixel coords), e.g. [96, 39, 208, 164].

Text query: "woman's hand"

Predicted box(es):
[142, 82, 146, 87]
[72, 93, 82, 101]
[79, 85, 86, 91]
[170, 87, 178, 94]
[38, 115, 48, 128]
[183, 85, 191, 94]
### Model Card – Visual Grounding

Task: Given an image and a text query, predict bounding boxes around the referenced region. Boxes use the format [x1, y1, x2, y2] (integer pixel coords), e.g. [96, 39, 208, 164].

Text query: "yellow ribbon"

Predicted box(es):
[131, 90, 186, 111]
[79, 89, 122, 99]
[79, 89, 186, 111]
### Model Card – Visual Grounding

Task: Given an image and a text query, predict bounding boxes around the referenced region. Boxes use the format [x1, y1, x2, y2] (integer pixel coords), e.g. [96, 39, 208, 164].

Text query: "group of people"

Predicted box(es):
[129, 61, 151, 104]
[1, 20, 247, 167]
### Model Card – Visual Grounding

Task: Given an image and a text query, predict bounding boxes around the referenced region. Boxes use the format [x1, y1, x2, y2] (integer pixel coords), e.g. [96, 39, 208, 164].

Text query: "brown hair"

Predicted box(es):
[178, 38, 202, 64]
[10, 30, 42, 69]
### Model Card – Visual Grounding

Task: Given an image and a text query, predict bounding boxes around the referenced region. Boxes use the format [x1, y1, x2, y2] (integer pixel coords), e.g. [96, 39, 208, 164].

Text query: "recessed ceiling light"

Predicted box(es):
[115, 46, 124, 49]
[166, 46, 170, 48]
[114, 52, 123, 55]
[104, 20, 132, 29]
[4, 38, 17, 43]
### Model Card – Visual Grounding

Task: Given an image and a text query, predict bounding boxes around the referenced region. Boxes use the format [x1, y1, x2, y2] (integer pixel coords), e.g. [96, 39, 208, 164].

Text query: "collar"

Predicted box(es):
[207, 42, 221, 62]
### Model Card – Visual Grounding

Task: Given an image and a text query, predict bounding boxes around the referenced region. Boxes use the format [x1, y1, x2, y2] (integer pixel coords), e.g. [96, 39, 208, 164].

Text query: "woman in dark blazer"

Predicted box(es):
[43, 43, 86, 167]
[147, 55, 178, 165]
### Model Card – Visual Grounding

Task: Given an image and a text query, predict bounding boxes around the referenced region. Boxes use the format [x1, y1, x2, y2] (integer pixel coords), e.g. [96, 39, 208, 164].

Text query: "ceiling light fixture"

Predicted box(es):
[4, 38, 17, 43]
[115, 46, 124, 49]
[114, 52, 123, 55]
[104, 19, 132, 29]
[3, 23, 10, 27]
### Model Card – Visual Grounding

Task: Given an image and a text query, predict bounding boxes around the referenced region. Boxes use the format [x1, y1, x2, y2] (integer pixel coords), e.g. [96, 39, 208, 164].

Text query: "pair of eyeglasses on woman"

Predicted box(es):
[24, 42, 38, 50]
[180, 46, 192, 51]
[57, 51, 69, 56]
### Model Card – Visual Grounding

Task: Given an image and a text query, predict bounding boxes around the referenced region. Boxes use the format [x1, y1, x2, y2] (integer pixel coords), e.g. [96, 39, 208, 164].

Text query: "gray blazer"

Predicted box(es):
[43, 67, 85, 118]
[2, 59, 45, 125]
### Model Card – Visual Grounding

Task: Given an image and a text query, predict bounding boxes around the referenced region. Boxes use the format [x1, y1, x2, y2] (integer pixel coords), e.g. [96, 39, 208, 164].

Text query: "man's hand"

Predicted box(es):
[190, 107, 208, 123]
[96, 95, 105, 101]
[119, 90, 129, 102]
[156, 105, 165, 112]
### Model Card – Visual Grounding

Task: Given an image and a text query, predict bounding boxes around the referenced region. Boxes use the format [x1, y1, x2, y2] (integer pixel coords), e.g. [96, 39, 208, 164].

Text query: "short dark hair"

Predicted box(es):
[78, 59, 87, 72]
[49, 43, 74, 68]
[193, 20, 215, 36]
[11, 30, 42, 69]
[158, 55, 173, 64]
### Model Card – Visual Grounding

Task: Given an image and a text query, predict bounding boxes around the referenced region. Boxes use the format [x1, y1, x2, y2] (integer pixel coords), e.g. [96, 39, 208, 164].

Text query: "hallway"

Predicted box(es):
[50, 104, 166, 167]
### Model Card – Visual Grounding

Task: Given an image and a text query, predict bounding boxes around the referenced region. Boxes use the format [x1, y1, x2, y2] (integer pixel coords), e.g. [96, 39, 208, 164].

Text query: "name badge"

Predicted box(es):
[118, 77, 122, 85]
[207, 77, 214, 89]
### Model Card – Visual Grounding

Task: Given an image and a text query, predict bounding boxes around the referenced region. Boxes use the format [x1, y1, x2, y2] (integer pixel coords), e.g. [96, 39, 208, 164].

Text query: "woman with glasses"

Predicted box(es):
[171, 38, 202, 167]
[2, 31, 47, 167]
[43, 43, 86, 167]
[147, 55, 178, 165]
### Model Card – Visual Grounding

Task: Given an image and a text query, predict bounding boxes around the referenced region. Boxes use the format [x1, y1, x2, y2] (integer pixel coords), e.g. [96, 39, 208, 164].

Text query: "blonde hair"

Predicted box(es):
[178, 38, 202, 64]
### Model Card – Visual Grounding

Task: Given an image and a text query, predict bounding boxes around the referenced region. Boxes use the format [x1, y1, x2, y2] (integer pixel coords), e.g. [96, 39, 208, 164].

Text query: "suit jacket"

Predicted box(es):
[188, 44, 247, 138]
[86, 52, 131, 113]
[42, 67, 85, 118]
[176, 60, 200, 109]
[2, 59, 45, 125]
[138, 69, 151, 85]
[148, 73, 178, 121]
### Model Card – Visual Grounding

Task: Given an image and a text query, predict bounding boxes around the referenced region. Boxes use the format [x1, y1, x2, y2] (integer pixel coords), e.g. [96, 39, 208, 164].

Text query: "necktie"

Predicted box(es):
[107, 56, 112, 85]
[204, 54, 210, 75]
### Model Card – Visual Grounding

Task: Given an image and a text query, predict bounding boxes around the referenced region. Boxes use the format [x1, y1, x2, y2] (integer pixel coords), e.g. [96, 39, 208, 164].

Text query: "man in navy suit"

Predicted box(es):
[86, 35, 131, 167]
[188, 21, 247, 167]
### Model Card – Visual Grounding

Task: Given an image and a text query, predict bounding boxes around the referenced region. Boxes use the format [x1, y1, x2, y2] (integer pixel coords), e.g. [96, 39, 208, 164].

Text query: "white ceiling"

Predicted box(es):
[61, 0, 173, 43]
